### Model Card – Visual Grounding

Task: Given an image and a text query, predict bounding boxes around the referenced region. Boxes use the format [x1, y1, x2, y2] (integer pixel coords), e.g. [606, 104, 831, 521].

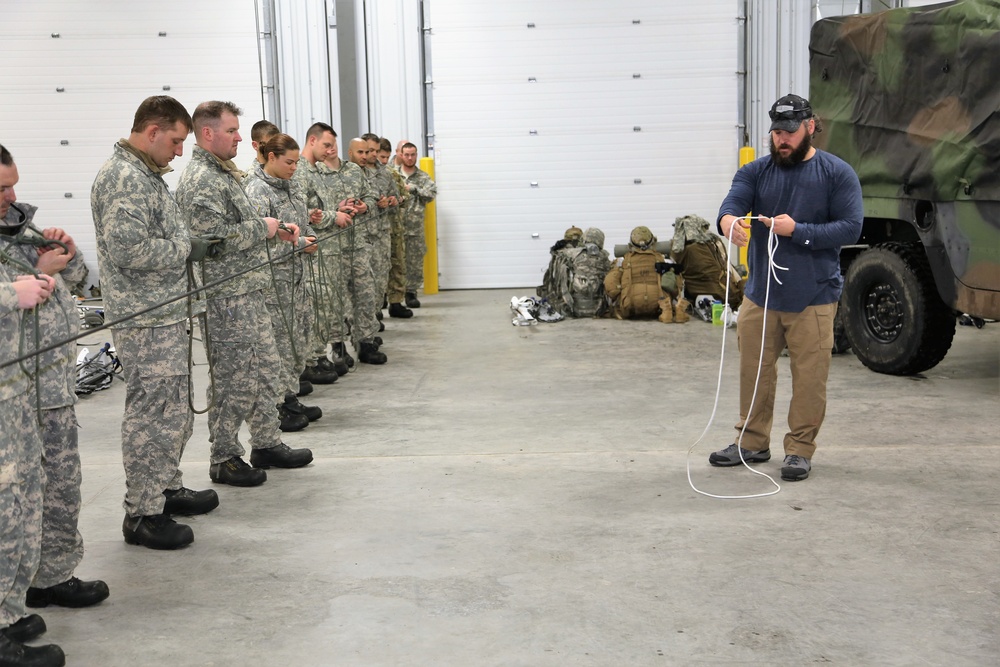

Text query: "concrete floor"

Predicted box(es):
[35, 289, 999, 666]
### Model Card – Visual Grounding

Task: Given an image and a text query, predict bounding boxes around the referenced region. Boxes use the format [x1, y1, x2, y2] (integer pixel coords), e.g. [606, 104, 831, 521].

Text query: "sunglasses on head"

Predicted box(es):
[770, 104, 812, 121]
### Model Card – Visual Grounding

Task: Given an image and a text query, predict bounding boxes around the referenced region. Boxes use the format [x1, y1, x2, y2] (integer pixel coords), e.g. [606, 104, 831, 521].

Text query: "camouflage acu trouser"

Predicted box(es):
[266, 278, 313, 397]
[367, 215, 392, 306]
[404, 215, 427, 293]
[204, 290, 283, 464]
[113, 323, 192, 518]
[33, 405, 84, 589]
[342, 222, 380, 345]
[405, 233, 427, 293]
[0, 395, 44, 627]
[312, 234, 351, 352]
[388, 211, 407, 303]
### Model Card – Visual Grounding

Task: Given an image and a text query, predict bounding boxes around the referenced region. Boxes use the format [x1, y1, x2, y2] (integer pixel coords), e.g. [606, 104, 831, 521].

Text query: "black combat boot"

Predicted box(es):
[376, 309, 383, 321]
[1, 615, 46, 643]
[332, 357, 349, 376]
[388, 302, 413, 318]
[249, 443, 313, 469]
[0, 635, 65, 667]
[210, 457, 266, 487]
[163, 487, 220, 516]
[315, 357, 338, 375]
[297, 379, 314, 396]
[284, 393, 322, 422]
[122, 513, 194, 550]
[332, 342, 355, 369]
[277, 402, 309, 432]
[405, 292, 421, 308]
[358, 341, 387, 364]
[300, 364, 337, 385]
[26, 577, 110, 609]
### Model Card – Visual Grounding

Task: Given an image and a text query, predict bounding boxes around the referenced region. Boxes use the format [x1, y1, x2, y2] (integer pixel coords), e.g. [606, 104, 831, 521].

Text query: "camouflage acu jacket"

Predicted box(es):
[1, 203, 85, 409]
[91, 140, 192, 329]
[397, 166, 437, 225]
[244, 163, 316, 287]
[175, 145, 271, 300]
[386, 166, 410, 228]
[367, 162, 404, 215]
[317, 159, 378, 222]
[0, 261, 30, 401]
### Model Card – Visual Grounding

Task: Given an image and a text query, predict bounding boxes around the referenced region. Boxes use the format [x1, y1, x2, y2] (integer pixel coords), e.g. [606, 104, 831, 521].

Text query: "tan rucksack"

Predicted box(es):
[605, 249, 664, 318]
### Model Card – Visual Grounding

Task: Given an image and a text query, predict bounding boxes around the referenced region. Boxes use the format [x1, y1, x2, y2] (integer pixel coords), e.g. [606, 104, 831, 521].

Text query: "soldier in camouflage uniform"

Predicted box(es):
[340, 138, 386, 364]
[253, 123, 339, 393]
[243, 133, 325, 429]
[0, 183, 109, 608]
[293, 123, 356, 378]
[175, 101, 313, 488]
[380, 140, 412, 318]
[0, 146, 67, 666]
[91, 97, 219, 552]
[361, 133, 402, 323]
[397, 142, 437, 308]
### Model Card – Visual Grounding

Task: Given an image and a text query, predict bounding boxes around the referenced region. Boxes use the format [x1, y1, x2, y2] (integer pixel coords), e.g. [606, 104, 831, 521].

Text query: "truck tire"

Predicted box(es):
[840, 242, 955, 375]
[832, 306, 851, 354]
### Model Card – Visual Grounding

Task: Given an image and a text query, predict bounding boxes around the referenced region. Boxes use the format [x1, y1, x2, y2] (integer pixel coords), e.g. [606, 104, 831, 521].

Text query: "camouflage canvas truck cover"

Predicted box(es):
[809, 0, 1000, 374]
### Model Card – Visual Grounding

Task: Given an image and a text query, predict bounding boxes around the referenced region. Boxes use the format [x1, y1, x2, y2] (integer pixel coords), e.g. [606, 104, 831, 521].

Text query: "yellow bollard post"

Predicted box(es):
[419, 156, 438, 295]
[737, 146, 756, 270]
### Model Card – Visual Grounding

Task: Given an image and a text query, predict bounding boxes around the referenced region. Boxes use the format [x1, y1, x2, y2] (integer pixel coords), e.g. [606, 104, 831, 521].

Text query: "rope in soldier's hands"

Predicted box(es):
[0, 223, 354, 371]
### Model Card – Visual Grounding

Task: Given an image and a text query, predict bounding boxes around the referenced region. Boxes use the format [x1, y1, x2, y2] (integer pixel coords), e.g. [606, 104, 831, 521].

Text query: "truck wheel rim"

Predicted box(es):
[863, 283, 903, 342]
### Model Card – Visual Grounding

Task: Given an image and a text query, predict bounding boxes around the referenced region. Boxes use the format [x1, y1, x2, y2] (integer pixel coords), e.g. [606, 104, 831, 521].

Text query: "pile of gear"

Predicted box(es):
[531, 216, 746, 324]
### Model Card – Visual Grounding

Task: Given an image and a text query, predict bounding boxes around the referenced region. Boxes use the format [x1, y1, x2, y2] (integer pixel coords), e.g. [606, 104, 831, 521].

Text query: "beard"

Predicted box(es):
[769, 131, 812, 167]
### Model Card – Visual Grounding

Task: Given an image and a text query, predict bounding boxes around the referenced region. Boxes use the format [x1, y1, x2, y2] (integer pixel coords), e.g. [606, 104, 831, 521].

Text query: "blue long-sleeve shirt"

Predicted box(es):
[717, 150, 863, 312]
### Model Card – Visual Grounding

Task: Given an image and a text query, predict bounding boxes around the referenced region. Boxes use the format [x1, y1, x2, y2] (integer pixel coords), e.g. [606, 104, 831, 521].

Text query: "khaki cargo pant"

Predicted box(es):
[734, 298, 837, 459]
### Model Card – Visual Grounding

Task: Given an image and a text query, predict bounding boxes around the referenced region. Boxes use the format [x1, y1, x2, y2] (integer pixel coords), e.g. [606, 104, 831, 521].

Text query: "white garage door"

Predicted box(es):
[428, 0, 739, 289]
[0, 0, 264, 286]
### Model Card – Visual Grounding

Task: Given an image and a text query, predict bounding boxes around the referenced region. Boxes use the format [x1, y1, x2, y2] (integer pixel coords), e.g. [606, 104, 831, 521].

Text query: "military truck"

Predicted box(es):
[809, 0, 1000, 375]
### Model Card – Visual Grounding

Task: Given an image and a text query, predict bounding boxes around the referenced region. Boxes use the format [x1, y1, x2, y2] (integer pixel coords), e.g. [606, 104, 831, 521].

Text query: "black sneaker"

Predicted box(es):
[388, 302, 413, 318]
[709, 443, 771, 467]
[163, 487, 220, 516]
[358, 341, 387, 365]
[249, 443, 313, 469]
[405, 292, 421, 308]
[210, 457, 267, 487]
[122, 513, 194, 550]
[0, 635, 65, 667]
[781, 455, 811, 481]
[1, 615, 46, 642]
[26, 577, 110, 609]
[277, 403, 309, 432]
[284, 393, 322, 422]
[300, 365, 338, 385]
[297, 379, 314, 397]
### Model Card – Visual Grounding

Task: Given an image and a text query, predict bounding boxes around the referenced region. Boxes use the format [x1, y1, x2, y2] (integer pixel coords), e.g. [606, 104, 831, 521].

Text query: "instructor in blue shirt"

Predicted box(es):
[709, 94, 863, 481]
